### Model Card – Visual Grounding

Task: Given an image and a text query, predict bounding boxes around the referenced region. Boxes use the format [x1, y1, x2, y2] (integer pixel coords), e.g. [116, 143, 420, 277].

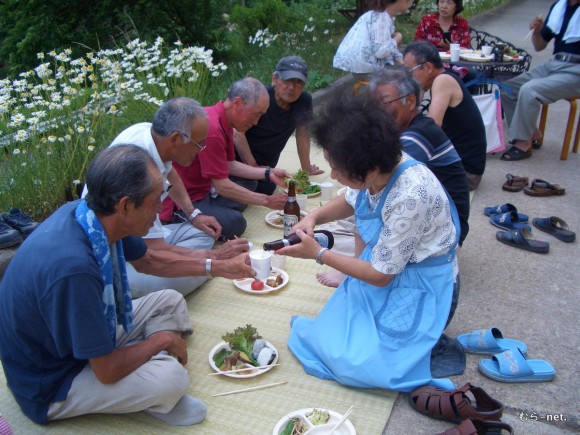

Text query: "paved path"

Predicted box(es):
[383, 1, 580, 434]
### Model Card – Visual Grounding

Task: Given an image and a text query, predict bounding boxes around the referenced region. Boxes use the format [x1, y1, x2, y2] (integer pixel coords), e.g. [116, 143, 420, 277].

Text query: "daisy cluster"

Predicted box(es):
[0, 37, 226, 216]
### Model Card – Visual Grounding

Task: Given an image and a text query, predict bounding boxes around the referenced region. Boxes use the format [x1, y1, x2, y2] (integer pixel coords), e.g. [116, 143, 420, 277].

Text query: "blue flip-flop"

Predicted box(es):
[457, 327, 527, 355]
[489, 212, 530, 231]
[479, 349, 555, 383]
[483, 203, 529, 222]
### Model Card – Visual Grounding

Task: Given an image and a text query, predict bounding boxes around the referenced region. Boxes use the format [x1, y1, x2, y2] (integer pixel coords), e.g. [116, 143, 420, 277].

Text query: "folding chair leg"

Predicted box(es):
[560, 99, 577, 160]
[573, 107, 580, 154]
[538, 104, 548, 147]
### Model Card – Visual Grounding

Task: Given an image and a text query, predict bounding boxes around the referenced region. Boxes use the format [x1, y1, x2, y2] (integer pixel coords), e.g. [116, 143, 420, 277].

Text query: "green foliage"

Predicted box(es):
[0, 0, 232, 77]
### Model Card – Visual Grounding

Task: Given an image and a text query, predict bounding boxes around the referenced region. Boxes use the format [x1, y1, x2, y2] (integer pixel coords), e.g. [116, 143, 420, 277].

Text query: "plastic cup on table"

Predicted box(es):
[249, 249, 272, 280]
[450, 46, 460, 62]
[320, 182, 334, 201]
[482, 45, 493, 56]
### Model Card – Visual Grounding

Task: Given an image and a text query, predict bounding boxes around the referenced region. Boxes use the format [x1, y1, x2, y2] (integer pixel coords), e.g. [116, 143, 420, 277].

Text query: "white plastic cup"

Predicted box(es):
[249, 249, 272, 280]
[450, 43, 460, 50]
[296, 193, 307, 210]
[482, 45, 493, 56]
[320, 182, 334, 201]
[271, 254, 286, 270]
[450, 46, 460, 62]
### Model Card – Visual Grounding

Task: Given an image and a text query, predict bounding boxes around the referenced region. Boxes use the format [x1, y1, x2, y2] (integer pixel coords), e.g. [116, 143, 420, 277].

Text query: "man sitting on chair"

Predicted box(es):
[500, 0, 580, 161]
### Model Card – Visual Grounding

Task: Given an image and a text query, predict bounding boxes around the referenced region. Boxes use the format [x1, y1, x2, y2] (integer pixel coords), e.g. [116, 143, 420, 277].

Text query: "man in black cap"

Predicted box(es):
[233, 55, 324, 195]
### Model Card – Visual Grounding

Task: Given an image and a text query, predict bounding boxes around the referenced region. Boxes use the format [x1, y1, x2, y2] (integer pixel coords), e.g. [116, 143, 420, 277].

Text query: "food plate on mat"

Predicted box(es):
[208, 340, 279, 378]
[233, 267, 289, 294]
[460, 52, 494, 62]
[265, 210, 307, 228]
[272, 408, 356, 435]
[284, 182, 322, 198]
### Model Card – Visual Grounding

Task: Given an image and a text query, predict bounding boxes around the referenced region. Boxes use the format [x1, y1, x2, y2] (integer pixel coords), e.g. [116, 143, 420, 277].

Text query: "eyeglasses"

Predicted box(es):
[408, 62, 426, 72]
[180, 132, 206, 152]
[383, 94, 411, 105]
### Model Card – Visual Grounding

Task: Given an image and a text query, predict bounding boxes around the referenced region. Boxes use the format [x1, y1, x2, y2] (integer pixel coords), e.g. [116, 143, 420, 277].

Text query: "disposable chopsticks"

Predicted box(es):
[212, 380, 288, 397]
[208, 363, 281, 376]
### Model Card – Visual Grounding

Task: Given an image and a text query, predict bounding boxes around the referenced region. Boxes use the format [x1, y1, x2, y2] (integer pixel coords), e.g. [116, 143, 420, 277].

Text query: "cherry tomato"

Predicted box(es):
[251, 279, 264, 291]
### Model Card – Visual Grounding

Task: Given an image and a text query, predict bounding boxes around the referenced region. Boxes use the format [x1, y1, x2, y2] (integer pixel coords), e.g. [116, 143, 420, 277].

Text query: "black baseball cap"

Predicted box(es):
[275, 56, 308, 83]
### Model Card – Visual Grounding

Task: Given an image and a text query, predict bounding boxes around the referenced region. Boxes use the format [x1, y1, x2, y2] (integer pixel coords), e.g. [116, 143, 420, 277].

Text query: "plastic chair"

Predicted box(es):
[538, 97, 580, 160]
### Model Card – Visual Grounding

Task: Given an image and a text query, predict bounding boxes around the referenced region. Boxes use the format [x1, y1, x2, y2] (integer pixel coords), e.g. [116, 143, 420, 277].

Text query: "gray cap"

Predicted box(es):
[275, 56, 308, 83]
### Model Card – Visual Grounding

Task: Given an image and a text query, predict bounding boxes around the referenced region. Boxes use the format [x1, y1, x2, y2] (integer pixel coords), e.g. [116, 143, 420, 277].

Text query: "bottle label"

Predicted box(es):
[283, 214, 299, 237]
[282, 239, 291, 247]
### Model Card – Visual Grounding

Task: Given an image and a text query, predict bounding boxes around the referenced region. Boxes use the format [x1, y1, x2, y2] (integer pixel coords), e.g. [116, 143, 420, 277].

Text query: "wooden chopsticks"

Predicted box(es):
[212, 380, 288, 397]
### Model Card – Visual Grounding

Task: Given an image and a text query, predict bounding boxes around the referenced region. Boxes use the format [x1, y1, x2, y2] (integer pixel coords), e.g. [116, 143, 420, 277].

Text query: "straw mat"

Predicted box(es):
[0, 141, 397, 434]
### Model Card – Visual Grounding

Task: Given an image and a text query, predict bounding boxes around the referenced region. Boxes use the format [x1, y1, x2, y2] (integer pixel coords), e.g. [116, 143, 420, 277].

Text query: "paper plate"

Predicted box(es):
[439, 51, 451, 61]
[272, 408, 356, 435]
[208, 340, 279, 378]
[265, 210, 308, 228]
[460, 53, 494, 62]
[233, 267, 289, 294]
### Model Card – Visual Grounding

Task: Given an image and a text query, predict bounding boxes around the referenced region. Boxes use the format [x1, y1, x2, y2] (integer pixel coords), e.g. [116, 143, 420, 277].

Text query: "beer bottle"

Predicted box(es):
[263, 230, 335, 251]
[283, 181, 300, 237]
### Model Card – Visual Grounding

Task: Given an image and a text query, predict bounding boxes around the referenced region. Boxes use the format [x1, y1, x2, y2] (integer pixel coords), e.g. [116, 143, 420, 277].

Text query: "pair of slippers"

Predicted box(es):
[485, 203, 529, 231]
[502, 174, 566, 196]
[485, 203, 575, 252]
[495, 215, 576, 253]
[457, 328, 555, 383]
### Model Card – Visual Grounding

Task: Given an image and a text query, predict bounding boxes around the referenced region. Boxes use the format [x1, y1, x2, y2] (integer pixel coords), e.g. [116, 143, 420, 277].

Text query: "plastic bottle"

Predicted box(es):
[283, 180, 300, 237]
[263, 230, 335, 251]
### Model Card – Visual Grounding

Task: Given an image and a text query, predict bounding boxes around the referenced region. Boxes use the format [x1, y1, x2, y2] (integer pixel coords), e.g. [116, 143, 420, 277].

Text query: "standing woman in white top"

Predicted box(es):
[333, 0, 414, 81]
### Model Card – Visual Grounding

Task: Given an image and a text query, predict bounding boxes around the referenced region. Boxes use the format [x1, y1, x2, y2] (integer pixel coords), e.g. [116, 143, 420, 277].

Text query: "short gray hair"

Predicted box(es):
[369, 67, 421, 109]
[86, 144, 157, 215]
[227, 77, 267, 107]
[151, 97, 207, 137]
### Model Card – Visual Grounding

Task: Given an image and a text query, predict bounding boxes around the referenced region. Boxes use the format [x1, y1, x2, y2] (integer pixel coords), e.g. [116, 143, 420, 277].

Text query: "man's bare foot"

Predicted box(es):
[316, 270, 346, 288]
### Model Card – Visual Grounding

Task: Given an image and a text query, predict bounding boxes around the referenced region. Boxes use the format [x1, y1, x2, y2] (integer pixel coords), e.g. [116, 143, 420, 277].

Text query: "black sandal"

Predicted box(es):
[500, 145, 532, 161]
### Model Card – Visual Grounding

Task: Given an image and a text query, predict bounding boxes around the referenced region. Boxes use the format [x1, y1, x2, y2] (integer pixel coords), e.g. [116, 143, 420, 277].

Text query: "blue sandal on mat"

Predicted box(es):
[479, 349, 555, 383]
[457, 327, 527, 355]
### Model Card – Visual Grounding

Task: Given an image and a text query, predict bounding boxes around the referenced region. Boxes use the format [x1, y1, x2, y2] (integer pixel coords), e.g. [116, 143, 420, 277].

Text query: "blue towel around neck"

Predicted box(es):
[75, 199, 133, 344]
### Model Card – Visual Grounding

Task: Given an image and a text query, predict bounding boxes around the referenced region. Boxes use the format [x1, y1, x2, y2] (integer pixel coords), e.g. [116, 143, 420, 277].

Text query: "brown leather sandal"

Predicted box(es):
[408, 382, 503, 423]
[436, 418, 514, 435]
[502, 173, 529, 192]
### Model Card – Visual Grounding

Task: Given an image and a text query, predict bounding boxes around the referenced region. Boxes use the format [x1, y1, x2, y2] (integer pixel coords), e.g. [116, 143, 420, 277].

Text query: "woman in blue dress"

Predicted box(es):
[277, 94, 458, 392]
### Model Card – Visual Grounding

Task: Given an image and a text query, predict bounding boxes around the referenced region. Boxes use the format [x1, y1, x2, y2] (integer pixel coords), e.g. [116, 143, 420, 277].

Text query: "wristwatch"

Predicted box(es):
[316, 247, 329, 265]
[264, 166, 271, 182]
[187, 208, 202, 223]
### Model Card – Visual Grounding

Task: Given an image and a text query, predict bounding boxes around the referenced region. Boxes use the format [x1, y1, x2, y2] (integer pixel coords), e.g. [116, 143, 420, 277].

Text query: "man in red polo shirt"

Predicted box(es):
[160, 77, 289, 239]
